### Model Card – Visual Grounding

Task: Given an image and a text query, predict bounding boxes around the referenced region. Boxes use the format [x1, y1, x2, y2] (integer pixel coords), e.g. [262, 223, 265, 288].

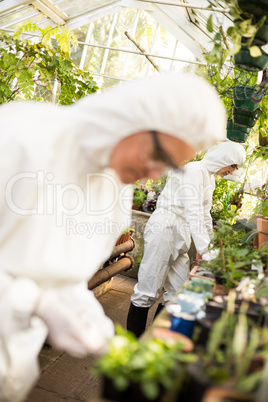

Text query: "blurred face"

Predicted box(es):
[217, 164, 238, 178]
[110, 131, 195, 184]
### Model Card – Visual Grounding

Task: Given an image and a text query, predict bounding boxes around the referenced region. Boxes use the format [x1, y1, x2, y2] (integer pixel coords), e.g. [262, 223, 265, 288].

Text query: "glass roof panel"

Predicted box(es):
[7, 12, 50, 31]
[71, 8, 195, 90]
[51, 0, 111, 19]
[0, 5, 40, 29]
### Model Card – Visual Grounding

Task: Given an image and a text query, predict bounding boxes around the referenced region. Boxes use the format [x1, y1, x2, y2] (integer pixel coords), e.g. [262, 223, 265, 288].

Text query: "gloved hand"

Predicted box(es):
[35, 291, 109, 357]
[0, 274, 41, 335]
[202, 249, 219, 262]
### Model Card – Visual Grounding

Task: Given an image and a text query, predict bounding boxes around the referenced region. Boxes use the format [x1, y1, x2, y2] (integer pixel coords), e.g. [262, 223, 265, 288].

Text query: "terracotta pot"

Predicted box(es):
[132, 203, 141, 211]
[257, 217, 268, 248]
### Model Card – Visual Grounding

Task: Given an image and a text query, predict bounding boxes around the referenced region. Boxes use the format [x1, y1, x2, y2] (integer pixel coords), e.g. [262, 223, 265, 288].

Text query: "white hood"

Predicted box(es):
[71, 72, 226, 171]
[201, 141, 246, 174]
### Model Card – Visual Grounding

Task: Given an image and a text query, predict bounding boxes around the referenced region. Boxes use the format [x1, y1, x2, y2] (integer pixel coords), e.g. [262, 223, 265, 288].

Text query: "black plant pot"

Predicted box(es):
[102, 376, 129, 401]
[205, 301, 224, 318]
[102, 376, 165, 402]
[178, 362, 212, 402]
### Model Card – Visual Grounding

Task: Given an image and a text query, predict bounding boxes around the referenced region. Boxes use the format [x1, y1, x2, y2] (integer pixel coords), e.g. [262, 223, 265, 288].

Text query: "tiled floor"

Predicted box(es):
[26, 275, 159, 402]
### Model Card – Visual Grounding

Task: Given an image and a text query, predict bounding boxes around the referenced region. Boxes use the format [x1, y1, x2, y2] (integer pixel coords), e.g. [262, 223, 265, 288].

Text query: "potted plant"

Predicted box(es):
[232, 106, 260, 127]
[233, 85, 264, 111]
[94, 325, 197, 402]
[200, 221, 266, 288]
[132, 188, 147, 211]
[227, 118, 252, 142]
[181, 309, 266, 402]
[182, 277, 215, 301]
[205, 0, 266, 74]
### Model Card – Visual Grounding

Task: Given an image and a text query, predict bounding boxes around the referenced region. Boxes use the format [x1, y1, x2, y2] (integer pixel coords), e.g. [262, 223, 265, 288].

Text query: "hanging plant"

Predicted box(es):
[205, 1, 266, 76]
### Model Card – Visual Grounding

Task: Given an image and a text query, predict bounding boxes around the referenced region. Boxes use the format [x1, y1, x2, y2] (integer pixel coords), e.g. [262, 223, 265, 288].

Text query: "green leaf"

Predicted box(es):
[207, 15, 214, 33]
[249, 46, 262, 57]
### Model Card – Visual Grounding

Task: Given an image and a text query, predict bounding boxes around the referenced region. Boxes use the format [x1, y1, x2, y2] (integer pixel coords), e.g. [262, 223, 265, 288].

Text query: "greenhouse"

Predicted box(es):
[0, 1, 268, 401]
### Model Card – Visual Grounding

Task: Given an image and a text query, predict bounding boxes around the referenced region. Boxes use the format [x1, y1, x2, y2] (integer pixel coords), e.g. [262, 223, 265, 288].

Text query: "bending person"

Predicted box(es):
[127, 141, 246, 337]
[0, 73, 225, 401]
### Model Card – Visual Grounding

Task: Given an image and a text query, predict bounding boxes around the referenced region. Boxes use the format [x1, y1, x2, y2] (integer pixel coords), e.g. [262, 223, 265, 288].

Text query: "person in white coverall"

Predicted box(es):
[0, 73, 226, 402]
[127, 141, 246, 337]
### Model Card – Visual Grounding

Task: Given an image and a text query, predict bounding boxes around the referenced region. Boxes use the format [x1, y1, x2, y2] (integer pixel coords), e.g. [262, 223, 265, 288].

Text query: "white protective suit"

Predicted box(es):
[131, 141, 246, 308]
[0, 72, 226, 401]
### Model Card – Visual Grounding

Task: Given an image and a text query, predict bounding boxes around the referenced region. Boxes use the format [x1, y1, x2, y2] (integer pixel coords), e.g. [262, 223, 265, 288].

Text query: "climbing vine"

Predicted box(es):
[0, 22, 98, 105]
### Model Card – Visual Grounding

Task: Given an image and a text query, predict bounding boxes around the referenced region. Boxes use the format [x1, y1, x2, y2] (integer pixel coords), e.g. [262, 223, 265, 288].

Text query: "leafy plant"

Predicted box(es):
[0, 22, 98, 104]
[211, 177, 242, 224]
[202, 221, 268, 287]
[200, 308, 264, 393]
[133, 188, 147, 207]
[94, 325, 197, 400]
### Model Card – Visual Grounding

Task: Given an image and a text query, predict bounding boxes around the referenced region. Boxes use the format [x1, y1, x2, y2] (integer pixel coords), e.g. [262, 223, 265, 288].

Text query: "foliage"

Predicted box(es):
[201, 221, 268, 287]
[200, 308, 264, 392]
[0, 22, 98, 104]
[205, 0, 266, 70]
[133, 188, 147, 207]
[94, 325, 197, 400]
[211, 177, 242, 224]
[133, 177, 167, 209]
[232, 218, 258, 244]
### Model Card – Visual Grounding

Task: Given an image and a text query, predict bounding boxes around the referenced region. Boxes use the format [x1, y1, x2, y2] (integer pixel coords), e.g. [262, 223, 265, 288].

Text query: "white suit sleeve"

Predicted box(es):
[0, 272, 41, 335]
[180, 167, 211, 256]
[204, 203, 214, 241]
